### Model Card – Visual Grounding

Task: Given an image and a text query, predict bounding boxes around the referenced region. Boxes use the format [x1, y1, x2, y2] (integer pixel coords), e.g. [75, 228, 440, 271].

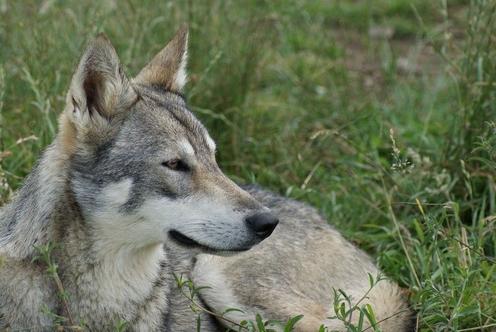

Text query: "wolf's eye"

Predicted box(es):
[162, 159, 190, 172]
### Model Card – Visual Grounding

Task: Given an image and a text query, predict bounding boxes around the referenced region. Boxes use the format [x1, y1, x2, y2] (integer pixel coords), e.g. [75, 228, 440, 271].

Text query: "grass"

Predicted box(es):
[1, 0, 495, 331]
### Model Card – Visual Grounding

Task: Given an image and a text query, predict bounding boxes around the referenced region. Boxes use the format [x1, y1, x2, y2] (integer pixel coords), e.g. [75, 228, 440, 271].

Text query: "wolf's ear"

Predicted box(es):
[66, 34, 136, 130]
[134, 25, 188, 92]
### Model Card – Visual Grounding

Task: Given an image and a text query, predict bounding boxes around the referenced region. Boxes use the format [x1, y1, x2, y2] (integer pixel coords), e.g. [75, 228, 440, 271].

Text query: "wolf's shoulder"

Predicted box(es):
[241, 184, 329, 227]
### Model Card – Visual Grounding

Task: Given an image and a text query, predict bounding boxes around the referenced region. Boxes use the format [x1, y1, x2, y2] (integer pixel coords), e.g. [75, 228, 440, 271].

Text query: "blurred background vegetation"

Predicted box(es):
[1, 0, 495, 331]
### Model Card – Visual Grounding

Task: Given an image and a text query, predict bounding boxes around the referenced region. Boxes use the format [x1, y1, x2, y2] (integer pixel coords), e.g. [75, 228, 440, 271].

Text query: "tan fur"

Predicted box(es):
[134, 25, 189, 92]
[57, 113, 78, 156]
[193, 186, 413, 332]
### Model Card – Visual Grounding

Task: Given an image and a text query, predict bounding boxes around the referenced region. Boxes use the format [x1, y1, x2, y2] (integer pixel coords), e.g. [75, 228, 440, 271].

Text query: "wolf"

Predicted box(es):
[0, 26, 412, 331]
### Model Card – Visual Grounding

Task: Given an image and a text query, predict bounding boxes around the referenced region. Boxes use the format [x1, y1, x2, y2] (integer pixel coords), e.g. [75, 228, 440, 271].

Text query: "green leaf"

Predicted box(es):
[283, 314, 304, 332]
[364, 304, 379, 331]
[256, 314, 266, 331]
[356, 308, 365, 330]
[196, 315, 202, 332]
[368, 273, 375, 289]
[222, 307, 246, 315]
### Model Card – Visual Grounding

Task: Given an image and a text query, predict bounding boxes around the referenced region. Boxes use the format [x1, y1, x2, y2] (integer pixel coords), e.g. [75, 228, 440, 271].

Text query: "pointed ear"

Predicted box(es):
[134, 25, 188, 92]
[66, 34, 136, 130]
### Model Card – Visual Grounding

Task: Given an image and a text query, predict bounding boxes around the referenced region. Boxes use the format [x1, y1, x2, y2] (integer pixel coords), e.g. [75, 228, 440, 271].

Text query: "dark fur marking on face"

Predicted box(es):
[70, 140, 115, 177]
[118, 183, 180, 214]
[93, 140, 116, 166]
[157, 186, 179, 199]
[69, 139, 123, 215]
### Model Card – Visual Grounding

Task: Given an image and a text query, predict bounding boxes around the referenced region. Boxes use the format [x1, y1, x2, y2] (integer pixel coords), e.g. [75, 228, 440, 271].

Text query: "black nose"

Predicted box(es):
[245, 212, 279, 239]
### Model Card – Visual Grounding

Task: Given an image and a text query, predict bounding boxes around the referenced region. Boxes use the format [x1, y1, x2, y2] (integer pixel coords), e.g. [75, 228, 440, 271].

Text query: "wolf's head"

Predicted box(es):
[59, 27, 278, 254]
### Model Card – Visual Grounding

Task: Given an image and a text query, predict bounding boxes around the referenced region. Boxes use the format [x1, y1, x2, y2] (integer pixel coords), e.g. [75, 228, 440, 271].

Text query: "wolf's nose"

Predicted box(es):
[245, 212, 279, 239]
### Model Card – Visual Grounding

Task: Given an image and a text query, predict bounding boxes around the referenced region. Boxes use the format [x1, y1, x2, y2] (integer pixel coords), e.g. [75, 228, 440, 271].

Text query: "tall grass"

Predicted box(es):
[0, 0, 495, 330]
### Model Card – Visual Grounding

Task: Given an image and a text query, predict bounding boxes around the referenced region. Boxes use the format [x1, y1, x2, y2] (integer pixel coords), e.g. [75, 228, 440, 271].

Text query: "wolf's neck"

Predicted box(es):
[57, 232, 170, 329]
[0, 138, 71, 259]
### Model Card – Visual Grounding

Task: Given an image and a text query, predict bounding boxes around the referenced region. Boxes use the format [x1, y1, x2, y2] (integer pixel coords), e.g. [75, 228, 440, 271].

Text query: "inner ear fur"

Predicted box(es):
[134, 25, 189, 93]
[59, 34, 137, 153]
[68, 34, 136, 122]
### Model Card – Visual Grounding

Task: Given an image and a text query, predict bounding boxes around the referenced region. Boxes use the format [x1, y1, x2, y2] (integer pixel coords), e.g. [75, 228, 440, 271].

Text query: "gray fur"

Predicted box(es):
[0, 27, 412, 331]
[193, 186, 413, 331]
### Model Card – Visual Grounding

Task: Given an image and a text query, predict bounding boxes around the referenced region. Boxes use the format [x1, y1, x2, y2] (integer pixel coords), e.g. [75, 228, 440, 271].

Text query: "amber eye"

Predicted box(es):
[161, 159, 190, 172]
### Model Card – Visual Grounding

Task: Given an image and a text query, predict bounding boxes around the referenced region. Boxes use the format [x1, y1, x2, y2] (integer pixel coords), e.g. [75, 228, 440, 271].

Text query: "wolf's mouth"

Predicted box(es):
[169, 230, 199, 247]
[168, 230, 252, 252]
